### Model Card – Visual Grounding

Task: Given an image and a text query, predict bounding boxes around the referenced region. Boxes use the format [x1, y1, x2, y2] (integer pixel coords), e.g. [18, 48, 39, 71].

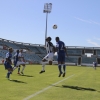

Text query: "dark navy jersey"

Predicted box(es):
[13, 52, 19, 66]
[93, 62, 97, 66]
[5, 52, 12, 63]
[56, 41, 66, 54]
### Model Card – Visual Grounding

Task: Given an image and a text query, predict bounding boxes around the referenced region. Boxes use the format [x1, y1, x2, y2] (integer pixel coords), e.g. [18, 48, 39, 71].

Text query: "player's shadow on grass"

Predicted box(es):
[10, 80, 27, 84]
[20, 75, 34, 77]
[62, 85, 96, 92]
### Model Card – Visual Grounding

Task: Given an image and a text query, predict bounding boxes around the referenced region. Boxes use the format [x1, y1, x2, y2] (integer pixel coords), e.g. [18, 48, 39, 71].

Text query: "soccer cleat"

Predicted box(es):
[6, 76, 10, 80]
[58, 72, 62, 77]
[39, 70, 45, 74]
[21, 72, 24, 75]
[17, 72, 20, 75]
[8, 78, 11, 80]
[62, 73, 66, 77]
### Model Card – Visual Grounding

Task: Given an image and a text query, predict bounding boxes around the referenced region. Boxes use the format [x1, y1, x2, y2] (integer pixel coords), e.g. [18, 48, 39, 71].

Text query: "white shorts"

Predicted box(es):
[16, 61, 25, 66]
[43, 52, 54, 61]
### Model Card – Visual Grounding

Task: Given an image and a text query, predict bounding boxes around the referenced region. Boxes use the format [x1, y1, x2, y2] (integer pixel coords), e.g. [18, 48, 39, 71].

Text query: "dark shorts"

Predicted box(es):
[4, 62, 12, 69]
[94, 64, 97, 67]
[57, 53, 65, 62]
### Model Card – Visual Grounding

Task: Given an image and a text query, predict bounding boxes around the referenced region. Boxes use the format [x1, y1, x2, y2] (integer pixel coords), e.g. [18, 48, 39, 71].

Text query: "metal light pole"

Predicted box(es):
[43, 3, 52, 45]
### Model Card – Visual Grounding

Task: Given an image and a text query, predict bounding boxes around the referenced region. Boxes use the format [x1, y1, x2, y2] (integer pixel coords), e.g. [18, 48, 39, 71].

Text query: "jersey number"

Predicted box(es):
[60, 44, 64, 50]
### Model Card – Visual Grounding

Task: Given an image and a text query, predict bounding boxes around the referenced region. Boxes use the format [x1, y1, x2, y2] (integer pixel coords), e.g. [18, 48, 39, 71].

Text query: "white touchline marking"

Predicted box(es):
[23, 74, 75, 100]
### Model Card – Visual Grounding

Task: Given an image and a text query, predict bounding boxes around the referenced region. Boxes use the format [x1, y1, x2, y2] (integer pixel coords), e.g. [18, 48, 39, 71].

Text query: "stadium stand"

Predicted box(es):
[96, 50, 100, 55]
[0, 40, 20, 49]
[25, 45, 40, 53]
[66, 56, 79, 64]
[67, 49, 82, 56]
[81, 55, 97, 66]
[0, 38, 100, 66]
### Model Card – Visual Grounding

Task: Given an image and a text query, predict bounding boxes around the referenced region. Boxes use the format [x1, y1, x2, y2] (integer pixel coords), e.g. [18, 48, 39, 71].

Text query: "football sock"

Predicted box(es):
[18, 67, 20, 73]
[42, 62, 46, 71]
[63, 64, 66, 73]
[58, 64, 62, 73]
[7, 71, 11, 79]
[21, 66, 25, 72]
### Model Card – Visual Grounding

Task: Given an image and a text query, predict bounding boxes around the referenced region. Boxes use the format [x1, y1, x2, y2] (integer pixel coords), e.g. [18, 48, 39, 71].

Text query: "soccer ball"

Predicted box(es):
[53, 24, 57, 29]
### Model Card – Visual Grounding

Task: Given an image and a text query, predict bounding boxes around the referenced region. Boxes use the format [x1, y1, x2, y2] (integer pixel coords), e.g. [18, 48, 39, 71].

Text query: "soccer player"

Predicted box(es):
[93, 62, 97, 70]
[55, 37, 67, 77]
[13, 49, 26, 75]
[13, 49, 19, 66]
[13, 49, 21, 74]
[4, 48, 13, 80]
[39, 37, 55, 74]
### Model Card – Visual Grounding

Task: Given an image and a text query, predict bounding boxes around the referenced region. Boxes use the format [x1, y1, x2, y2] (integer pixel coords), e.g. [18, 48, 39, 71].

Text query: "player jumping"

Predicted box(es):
[55, 37, 67, 77]
[39, 37, 55, 74]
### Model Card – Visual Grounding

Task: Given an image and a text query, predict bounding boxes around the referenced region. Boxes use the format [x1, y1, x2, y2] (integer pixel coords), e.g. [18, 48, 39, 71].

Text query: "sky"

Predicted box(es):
[0, 0, 100, 47]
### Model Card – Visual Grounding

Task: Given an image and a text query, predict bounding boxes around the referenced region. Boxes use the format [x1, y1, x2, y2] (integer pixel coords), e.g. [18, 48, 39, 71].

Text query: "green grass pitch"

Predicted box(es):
[0, 65, 100, 100]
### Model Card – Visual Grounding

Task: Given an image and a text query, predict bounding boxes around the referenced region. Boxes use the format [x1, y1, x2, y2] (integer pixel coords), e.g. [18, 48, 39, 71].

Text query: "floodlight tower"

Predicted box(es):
[43, 3, 52, 45]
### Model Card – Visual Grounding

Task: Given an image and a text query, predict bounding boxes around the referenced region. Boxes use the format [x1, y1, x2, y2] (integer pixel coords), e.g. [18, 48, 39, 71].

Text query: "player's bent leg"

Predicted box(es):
[6, 70, 11, 79]
[20, 63, 26, 75]
[40, 53, 53, 74]
[48, 53, 54, 65]
[7, 67, 13, 80]
[13, 66, 19, 71]
[13, 61, 20, 71]
[13, 60, 17, 69]
[21, 66, 25, 75]
[18, 65, 21, 74]
[16, 62, 26, 75]
[40, 59, 46, 74]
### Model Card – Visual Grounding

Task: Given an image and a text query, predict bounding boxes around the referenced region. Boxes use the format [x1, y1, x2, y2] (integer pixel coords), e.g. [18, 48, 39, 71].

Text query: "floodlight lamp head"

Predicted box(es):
[43, 3, 52, 13]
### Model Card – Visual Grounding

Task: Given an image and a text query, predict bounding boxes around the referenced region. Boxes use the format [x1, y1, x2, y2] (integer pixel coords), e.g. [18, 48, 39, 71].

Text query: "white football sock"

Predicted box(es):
[42, 62, 46, 71]
[21, 66, 25, 72]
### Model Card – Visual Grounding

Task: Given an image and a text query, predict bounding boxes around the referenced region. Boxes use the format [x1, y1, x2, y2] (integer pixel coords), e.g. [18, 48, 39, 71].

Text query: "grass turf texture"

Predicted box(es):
[0, 65, 100, 100]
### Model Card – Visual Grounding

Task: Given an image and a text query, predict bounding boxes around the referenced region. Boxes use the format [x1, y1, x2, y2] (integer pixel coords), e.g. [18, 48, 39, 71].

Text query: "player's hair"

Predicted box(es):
[48, 37, 52, 41]
[55, 37, 60, 40]
[16, 49, 19, 53]
[8, 47, 13, 51]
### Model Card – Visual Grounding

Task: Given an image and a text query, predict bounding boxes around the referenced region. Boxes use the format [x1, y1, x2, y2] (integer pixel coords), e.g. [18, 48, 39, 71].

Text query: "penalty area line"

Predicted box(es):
[23, 74, 75, 100]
